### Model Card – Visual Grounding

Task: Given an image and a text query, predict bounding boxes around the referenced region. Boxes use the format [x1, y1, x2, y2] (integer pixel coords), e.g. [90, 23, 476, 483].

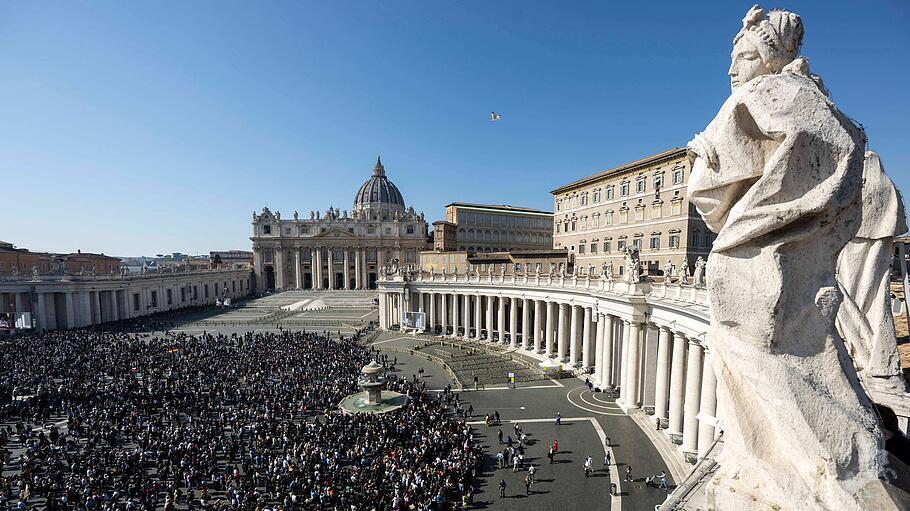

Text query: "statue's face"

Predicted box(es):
[729, 37, 767, 91]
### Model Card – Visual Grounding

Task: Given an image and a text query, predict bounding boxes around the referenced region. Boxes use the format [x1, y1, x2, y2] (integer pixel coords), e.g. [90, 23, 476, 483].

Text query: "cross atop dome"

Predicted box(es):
[372, 155, 385, 177]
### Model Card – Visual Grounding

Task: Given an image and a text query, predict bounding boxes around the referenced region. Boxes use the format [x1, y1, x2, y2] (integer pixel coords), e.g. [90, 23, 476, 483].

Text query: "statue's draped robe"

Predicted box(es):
[688, 71, 886, 508]
[836, 152, 907, 380]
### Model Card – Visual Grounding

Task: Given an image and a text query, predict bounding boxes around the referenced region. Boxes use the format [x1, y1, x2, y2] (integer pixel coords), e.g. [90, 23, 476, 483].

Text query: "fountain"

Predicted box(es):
[338, 360, 407, 414]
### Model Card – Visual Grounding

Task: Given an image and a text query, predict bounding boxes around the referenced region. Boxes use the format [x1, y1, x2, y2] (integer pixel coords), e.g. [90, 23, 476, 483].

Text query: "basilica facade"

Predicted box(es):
[251, 157, 428, 292]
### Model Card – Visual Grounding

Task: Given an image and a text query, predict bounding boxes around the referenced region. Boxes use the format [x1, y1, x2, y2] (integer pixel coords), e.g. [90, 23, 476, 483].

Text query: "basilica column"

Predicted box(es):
[668, 331, 688, 437]
[534, 300, 543, 352]
[600, 314, 615, 389]
[594, 311, 605, 381]
[313, 248, 322, 289]
[682, 338, 704, 454]
[697, 350, 718, 459]
[581, 306, 593, 368]
[618, 319, 632, 405]
[343, 249, 350, 290]
[521, 298, 531, 349]
[654, 326, 673, 423]
[509, 297, 518, 347]
[557, 303, 568, 361]
[354, 249, 362, 290]
[295, 250, 302, 289]
[327, 247, 335, 290]
[379, 292, 387, 329]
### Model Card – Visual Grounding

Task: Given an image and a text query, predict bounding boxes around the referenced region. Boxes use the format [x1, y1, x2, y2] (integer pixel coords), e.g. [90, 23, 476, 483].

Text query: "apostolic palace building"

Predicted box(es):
[251, 157, 428, 293]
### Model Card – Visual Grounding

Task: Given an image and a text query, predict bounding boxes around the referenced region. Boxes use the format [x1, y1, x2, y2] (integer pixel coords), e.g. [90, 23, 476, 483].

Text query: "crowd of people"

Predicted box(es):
[0, 324, 483, 510]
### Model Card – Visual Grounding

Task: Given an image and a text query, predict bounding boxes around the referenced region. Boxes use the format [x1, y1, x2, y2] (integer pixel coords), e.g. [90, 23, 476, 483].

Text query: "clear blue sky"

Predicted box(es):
[2, 1, 908, 256]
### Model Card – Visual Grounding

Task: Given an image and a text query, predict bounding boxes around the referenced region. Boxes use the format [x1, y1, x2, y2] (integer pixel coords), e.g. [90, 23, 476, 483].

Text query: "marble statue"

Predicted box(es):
[623, 247, 641, 284]
[663, 259, 673, 281]
[31, 265, 39, 278]
[548, 263, 556, 276]
[686, 5, 903, 509]
[10, 264, 17, 276]
[680, 259, 689, 285]
[693, 256, 706, 286]
[535, 262, 542, 275]
[601, 261, 613, 282]
[310, 211, 315, 220]
[293, 210, 298, 221]
[836, 152, 908, 398]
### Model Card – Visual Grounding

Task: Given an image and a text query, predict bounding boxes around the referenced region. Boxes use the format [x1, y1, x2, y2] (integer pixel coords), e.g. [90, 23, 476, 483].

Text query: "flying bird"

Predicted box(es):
[490, 111, 502, 123]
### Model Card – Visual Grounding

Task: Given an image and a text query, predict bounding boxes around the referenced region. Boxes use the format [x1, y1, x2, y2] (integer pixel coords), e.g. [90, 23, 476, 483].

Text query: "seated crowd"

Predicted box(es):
[0, 324, 482, 510]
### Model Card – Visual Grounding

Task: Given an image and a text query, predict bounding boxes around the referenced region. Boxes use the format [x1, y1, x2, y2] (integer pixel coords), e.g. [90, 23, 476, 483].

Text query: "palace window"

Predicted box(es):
[407, 225, 414, 234]
[581, 217, 587, 230]
[620, 182, 629, 197]
[579, 244, 586, 255]
[590, 242, 598, 254]
[571, 219, 577, 231]
[606, 186, 614, 200]
[671, 200, 682, 216]
[635, 207, 644, 221]
[633, 238, 642, 250]
[593, 189, 601, 203]
[300, 226, 309, 235]
[263, 225, 271, 235]
[650, 235, 661, 250]
[653, 173, 663, 190]
[556, 200, 562, 212]
[581, 193, 588, 206]
[593, 214, 600, 228]
[669, 234, 680, 248]
[636, 178, 646, 193]
[619, 210, 628, 224]
[672, 168, 684, 185]
[603, 241, 611, 252]
[606, 211, 613, 225]
[652, 203, 662, 219]
[618, 239, 626, 251]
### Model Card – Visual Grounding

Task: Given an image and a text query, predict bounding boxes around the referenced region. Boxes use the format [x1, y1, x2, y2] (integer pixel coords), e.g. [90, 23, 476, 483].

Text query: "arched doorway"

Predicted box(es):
[368, 273, 377, 289]
[264, 265, 276, 291]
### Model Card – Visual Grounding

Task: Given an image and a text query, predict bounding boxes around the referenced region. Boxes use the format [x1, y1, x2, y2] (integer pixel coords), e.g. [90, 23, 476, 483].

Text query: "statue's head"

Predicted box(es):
[729, 5, 803, 91]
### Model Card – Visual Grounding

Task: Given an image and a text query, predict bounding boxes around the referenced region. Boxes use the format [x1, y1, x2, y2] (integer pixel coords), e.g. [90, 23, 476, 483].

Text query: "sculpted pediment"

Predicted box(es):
[315, 227, 357, 238]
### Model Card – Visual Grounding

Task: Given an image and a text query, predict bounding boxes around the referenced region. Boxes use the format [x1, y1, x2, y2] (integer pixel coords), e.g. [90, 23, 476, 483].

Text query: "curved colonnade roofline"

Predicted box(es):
[376, 270, 721, 478]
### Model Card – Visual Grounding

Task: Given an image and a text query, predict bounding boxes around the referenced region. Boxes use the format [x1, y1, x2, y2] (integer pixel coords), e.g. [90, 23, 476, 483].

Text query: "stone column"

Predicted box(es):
[600, 315, 614, 389]
[682, 339, 704, 454]
[627, 321, 644, 408]
[79, 292, 92, 327]
[654, 326, 673, 422]
[582, 306, 593, 368]
[110, 291, 119, 322]
[295, 250, 302, 289]
[440, 293, 448, 334]
[668, 331, 687, 436]
[474, 294, 482, 340]
[521, 298, 531, 349]
[697, 350, 718, 459]
[327, 247, 335, 290]
[354, 248, 362, 289]
[557, 303, 568, 361]
[545, 301, 556, 355]
[534, 300, 543, 352]
[509, 297, 518, 346]
[569, 305, 580, 365]
[594, 312, 605, 381]
[641, 324, 659, 410]
[463, 294, 470, 338]
[428, 292, 436, 332]
[379, 292, 387, 329]
[484, 295, 493, 341]
[497, 296, 506, 342]
[343, 248, 350, 289]
[36, 293, 47, 332]
[313, 248, 321, 289]
[14, 293, 25, 315]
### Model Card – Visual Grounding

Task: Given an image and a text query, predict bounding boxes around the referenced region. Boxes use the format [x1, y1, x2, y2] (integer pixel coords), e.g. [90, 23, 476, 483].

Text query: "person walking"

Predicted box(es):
[498, 479, 507, 498]
[603, 451, 611, 467]
[555, 412, 561, 425]
[497, 451, 504, 469]
[513, 453, 520, 472]
[524, 474, 532, 495]
[659, 470, 668, 491]
[584, 455, 593, 477]
[547, 446, 555, 464]
[527, 464, 536, 483]
[625, 465, 633, 482]
[497, 429, 503, 444]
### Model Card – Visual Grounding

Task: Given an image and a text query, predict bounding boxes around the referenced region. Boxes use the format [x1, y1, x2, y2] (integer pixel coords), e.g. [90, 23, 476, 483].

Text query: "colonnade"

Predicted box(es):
[377, 285, 720, 461]
[0, 270, 251, 332]
[275, 246, 385, 291]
